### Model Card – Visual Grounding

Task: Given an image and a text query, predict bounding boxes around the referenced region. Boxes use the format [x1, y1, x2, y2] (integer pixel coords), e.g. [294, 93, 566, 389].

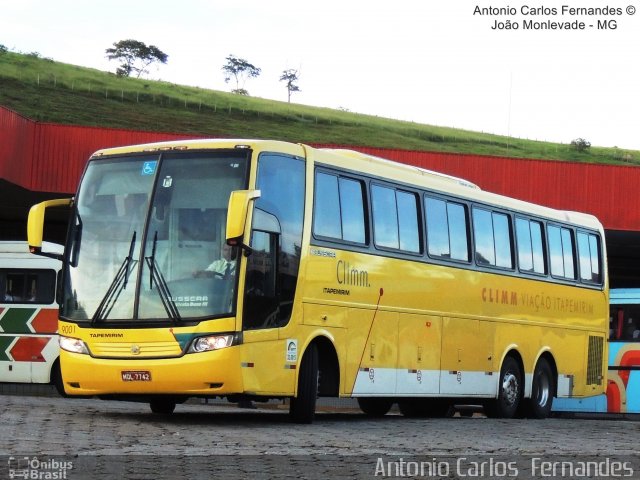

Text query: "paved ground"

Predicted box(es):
[1, 394, 639, 479]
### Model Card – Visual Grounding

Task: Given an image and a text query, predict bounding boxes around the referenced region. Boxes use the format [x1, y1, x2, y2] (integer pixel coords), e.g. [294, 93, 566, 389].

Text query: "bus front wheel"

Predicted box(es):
[485, 356, 522, 418]
[149, 399, 176, 415]
[290, 344, 319, 424]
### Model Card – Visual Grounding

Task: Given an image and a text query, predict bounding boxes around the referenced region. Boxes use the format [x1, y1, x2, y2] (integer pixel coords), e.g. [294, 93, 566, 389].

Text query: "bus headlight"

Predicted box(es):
[188, 334, 235, 353]
[59, 336, 90, 355]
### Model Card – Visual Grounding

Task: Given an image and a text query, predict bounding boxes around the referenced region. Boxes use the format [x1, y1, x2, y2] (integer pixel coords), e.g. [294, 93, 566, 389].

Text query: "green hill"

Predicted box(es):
[1, 50, 638, 165]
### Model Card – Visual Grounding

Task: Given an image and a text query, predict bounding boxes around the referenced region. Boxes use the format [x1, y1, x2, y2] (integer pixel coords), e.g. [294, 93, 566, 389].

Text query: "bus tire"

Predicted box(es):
[149, 399, 176, 415]
[290, 344, 319, 424]
[357, 397, 393, 417]
[522, 358, 555, 419]
[50, 361, 67, 398]
[485, 356, 522, 419]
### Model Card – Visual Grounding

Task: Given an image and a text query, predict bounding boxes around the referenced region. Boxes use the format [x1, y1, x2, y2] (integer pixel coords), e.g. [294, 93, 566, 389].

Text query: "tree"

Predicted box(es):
[571, 138, 591, 153]
[279, 69, 301, 103]
[222, 55, 261, 95]
[106, 40, 168, 78]
[0, 44, 7, 55]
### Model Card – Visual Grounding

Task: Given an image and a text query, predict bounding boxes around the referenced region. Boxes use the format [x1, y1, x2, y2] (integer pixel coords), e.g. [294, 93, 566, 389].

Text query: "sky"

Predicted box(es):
[3, 0, 640, 150]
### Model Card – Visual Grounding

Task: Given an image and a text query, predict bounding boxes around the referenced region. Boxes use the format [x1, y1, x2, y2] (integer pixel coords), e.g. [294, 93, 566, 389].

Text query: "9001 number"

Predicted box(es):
[60, 324, 75, 335]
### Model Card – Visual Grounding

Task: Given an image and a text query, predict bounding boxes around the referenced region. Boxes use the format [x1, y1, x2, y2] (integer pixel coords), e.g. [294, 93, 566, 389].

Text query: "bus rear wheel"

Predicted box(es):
[485, 356, 522, 419]
[522, 358, 555, 419]
[149, 399, 176, 415]
[290, 344, 319, 424]
[358, 397, 394, 417]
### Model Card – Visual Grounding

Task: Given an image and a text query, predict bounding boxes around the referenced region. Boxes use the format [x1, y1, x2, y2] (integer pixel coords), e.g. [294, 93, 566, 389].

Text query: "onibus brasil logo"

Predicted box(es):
[8, 456, 73, 479]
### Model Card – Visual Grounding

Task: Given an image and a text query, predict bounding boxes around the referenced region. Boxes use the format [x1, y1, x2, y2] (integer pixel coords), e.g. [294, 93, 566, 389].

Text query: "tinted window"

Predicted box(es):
[516, 218, 546, 274]
[313, 173, 341, 239]
[548, 225, 575, 279]
[372, 184, 399, 249]
[561, 229, 575, 279]
[339, 178, 366, 243]
[531, 221, 546, 273]
[448, 203, 469, 261]
[473, 209, 496, 266]
[578, 232, 602, 284]
[313, 172, 366, 244]
[425, 197, 468, 261]
[372, 185, 420, 253]
[473, 208, 513, 268]
[1, 269, 56, 305]
[397, 191, 420, 253]
[609, 305, 640, 341]
[516, 218, 533, 271]
[425, 198, 449, 257]
[493, 213, 513, 268]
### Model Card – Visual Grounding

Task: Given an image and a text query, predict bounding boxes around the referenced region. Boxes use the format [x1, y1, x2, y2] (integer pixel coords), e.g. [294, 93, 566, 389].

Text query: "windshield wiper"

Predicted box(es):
[91, 232, 137, 324]
[145, 231, 181, 324]
[69, 203, 82, 268]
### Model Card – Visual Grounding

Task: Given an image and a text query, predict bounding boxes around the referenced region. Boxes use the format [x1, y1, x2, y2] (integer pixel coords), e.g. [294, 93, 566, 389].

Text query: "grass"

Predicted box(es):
[1, 51, 638, 165]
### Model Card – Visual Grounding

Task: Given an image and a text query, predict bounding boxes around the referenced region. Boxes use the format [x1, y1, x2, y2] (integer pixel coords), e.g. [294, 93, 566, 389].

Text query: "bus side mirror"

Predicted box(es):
[226, 190, 261, 253]
[28, 198, 73, 259]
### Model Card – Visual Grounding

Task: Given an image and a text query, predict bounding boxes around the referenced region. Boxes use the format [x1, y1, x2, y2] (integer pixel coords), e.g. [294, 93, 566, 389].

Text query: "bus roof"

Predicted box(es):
[89, 139, 604, 232]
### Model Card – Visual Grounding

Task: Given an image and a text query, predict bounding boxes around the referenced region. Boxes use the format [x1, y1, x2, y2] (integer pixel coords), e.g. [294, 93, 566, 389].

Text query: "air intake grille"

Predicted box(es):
[586, 335, 604, 385]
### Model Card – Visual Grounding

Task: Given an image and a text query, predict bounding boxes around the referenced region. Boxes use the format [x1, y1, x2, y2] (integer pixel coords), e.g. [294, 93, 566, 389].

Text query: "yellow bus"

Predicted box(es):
[28, 139, 608, 422]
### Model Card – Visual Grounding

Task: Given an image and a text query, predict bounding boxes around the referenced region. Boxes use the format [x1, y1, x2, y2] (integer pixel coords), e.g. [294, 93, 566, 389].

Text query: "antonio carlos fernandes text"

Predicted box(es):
[374, 457, 634, 477]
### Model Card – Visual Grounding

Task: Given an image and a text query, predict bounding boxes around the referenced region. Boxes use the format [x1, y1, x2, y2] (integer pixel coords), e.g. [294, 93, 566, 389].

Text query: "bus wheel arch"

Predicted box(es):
[313, 335, 340, 397]
[485, 350, 524, 418]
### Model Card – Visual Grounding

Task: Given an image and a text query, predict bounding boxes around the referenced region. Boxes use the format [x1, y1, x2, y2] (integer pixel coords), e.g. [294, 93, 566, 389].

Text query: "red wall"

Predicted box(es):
[0, 108, 35, 187]
[1, 106, 638, 231]
[30, 122, 199, 193]
[0, 107, 199, 193]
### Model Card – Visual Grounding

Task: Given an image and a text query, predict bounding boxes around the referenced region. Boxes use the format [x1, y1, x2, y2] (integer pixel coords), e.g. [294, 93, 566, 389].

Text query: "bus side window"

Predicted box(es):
[577, 231, 602, 284]
[1, 270, 57, 304]
[612, 307, 640, 341]
[623, 317, 640, 341]
[3, 273, 25, 302]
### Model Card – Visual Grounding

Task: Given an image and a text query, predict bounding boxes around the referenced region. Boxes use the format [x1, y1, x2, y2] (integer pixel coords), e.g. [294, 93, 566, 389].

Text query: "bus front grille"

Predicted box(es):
[90, 341, 182, 358]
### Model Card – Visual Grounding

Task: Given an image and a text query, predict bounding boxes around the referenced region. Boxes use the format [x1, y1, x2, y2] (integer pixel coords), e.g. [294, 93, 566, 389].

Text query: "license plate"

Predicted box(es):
[121, 370, 151, 382]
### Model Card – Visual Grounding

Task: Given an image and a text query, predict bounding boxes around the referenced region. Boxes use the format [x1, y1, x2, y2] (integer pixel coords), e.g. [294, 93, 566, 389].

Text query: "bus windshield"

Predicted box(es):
[61, 150, 250, 323]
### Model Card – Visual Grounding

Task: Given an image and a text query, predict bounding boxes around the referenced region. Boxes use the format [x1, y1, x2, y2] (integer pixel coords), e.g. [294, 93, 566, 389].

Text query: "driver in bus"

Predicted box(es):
[193, 243, 236, 278]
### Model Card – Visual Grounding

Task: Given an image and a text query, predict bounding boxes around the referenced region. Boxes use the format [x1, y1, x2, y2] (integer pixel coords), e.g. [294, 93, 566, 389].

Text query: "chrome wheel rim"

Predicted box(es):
[502, 372, 519, 406]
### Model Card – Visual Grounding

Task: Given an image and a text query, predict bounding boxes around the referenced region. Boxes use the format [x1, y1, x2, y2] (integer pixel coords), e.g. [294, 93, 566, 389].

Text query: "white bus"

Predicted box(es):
[0, 241, 63, 393]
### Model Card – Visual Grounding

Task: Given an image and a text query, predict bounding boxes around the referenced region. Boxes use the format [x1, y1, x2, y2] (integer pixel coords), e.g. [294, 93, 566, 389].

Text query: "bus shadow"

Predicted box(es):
[102, 406, 408, 426]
